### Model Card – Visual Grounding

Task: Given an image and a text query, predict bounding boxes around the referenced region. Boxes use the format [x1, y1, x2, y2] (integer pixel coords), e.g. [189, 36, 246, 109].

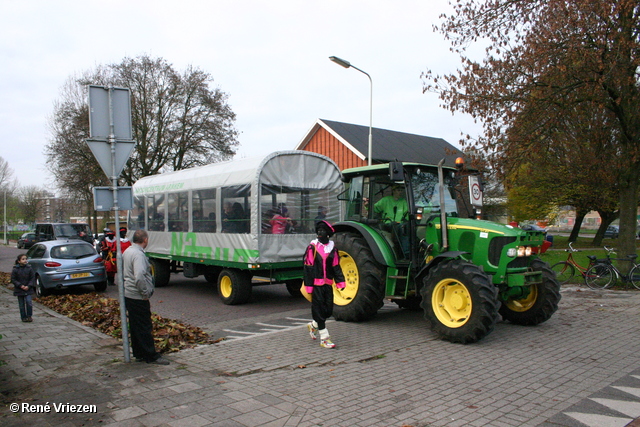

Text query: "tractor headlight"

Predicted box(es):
[508, 246, 533, 257]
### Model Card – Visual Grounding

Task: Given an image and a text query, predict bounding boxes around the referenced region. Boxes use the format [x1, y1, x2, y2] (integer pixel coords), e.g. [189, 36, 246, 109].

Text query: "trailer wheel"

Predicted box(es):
[421, 259, 498, 344]
[332, 232, 385, 322]
[217, 269, 252, 305]
[499, 259, 561, 325]
[150, 258, 171, 287]
[285, 279, 303, 298]
[203, 266, 222, 284]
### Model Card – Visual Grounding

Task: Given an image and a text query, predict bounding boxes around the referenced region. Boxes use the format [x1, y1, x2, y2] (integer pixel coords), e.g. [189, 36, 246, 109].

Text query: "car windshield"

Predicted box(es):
[50, 244, 96, 259]
[409, 167, 458, 217]
[53, 223, 90, 238]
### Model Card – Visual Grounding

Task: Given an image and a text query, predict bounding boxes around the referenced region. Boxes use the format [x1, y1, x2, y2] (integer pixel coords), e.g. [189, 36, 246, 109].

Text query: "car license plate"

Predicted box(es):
[71, 272, 91, 279]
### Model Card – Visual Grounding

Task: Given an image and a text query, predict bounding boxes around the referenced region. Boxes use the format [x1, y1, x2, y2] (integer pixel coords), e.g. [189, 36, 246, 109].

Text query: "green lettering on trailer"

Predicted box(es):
[184, 232, 212, 258]
[171, 232, 185, 256]
[170, 233, 259, 263]
[234, 248, 260, 262]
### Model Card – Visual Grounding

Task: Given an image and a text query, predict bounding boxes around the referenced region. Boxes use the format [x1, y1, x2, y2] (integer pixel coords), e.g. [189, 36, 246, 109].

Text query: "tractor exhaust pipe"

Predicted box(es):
[438, 158, 448, 251]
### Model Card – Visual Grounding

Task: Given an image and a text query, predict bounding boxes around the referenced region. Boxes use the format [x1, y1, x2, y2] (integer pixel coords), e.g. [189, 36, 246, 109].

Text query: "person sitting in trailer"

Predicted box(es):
[270, 203, 294, 234]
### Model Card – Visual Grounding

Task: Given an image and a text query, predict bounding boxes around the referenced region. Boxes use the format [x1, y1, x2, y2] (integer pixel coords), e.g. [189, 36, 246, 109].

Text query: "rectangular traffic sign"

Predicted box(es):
[93, 187, 134, 211]
[88, 85, 133, 141]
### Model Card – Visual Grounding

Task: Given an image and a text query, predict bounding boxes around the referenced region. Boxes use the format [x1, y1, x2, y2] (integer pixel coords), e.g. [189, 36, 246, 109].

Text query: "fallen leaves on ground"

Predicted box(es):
[0, 272, 220, 353]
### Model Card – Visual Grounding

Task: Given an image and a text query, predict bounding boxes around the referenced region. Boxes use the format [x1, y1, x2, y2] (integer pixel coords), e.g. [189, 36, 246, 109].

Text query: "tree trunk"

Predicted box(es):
[617, 167, 640, 274]
[568, 208, 588, 242]
[592, 210, 619, 247]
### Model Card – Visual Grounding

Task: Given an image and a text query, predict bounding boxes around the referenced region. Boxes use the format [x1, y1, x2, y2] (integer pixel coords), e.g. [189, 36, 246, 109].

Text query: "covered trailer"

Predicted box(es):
[128, 151, 343, 304]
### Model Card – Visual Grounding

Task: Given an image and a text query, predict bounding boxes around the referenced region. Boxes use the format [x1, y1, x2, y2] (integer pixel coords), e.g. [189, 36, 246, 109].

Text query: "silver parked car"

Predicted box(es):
[26, 240, 108, 297]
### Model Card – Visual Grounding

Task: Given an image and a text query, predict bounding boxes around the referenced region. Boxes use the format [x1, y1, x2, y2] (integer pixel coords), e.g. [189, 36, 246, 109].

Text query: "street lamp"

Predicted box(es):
[329, 56, 373, 166]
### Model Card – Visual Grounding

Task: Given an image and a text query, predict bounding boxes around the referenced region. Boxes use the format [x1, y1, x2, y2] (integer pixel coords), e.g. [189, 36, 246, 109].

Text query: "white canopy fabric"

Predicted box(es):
[133, 151, 343, 264]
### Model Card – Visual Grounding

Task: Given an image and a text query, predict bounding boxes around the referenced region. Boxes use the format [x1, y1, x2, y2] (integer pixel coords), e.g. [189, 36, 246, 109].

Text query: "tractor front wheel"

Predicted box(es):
[421, 259, 498, 344]
[332, 232, 385, 322]
[499, 259, 561, 325]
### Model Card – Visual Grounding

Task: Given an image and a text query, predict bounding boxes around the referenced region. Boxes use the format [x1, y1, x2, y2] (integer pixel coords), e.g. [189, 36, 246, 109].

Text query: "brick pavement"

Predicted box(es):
[1, 284, 640, 426]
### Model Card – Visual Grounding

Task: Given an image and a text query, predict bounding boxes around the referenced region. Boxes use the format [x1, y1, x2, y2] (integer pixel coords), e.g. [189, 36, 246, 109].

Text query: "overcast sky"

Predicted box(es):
[1, 0, 482, 190]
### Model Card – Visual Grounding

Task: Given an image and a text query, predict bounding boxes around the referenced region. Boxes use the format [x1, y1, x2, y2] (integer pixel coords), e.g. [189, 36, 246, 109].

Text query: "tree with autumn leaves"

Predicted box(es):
[424, 0, 640, 256]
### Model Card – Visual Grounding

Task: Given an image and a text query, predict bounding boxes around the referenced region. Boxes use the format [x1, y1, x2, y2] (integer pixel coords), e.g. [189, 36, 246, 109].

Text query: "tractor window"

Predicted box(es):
[410, 168, 458, 218]
[342, 176, 366, 221]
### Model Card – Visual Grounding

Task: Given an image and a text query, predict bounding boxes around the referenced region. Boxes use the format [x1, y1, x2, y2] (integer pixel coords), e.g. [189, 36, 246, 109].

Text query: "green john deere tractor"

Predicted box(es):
[331, 159, 560, 344]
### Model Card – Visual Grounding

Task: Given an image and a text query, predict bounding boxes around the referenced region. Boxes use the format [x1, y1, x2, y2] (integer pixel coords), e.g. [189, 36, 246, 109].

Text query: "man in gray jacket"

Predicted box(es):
[123, 229, 169, 365]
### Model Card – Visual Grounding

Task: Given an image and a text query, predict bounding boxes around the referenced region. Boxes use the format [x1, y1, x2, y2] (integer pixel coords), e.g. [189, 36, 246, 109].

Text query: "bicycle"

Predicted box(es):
[584, 252, 640, 290]
[550, 242, 615, 285]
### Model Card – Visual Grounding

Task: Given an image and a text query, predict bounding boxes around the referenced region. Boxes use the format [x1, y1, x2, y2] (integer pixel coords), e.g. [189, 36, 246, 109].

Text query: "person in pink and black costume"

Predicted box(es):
[303, 220, 346, 348]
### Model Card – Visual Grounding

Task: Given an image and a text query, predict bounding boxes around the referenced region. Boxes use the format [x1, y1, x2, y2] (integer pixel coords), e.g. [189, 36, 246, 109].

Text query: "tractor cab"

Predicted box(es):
[340, 162, 458, 264]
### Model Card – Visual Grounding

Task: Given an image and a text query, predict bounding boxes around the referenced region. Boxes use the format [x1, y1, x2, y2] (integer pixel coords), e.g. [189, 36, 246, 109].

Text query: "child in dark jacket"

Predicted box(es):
[303, 220, 346, 348]
[11, 254, 35, 322]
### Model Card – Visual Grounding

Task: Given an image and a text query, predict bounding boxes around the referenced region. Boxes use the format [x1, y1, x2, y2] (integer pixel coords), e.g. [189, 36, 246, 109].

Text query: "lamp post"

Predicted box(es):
[329, 56, 373, 166]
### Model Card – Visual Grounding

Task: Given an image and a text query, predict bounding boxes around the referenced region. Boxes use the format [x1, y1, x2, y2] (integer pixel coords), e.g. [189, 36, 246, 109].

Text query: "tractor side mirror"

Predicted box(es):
[389, 162, 404, 181]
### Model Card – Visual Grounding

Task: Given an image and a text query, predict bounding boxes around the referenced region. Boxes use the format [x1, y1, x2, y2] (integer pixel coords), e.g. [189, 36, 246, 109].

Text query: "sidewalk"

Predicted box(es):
[2, 284, 640, 426]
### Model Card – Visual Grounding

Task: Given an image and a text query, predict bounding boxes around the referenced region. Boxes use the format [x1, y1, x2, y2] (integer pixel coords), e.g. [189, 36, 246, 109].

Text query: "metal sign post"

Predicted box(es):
[87, 85, 136, 363]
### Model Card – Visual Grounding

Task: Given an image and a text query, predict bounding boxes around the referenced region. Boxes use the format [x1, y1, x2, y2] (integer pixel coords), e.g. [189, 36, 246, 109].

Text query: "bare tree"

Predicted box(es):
[17, 186, 46, 224]
[46, 55, 239, 204]
[0, 156, 18, 193]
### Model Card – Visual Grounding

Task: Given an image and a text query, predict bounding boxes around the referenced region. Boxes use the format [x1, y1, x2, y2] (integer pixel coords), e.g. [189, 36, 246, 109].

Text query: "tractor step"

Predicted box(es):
[388, 275, 408, 280]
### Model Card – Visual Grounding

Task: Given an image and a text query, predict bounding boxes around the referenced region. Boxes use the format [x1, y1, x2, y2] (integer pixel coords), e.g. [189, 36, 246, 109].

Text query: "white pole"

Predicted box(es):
[4, 190, 6, 245]
[108, 86, 131, 363]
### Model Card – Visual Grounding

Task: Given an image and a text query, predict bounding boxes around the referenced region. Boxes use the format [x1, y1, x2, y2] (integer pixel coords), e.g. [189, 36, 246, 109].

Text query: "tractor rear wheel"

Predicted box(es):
[420, 259, 498, 344]
[332, 232, 385, 322]
[499, 259, 561, 325]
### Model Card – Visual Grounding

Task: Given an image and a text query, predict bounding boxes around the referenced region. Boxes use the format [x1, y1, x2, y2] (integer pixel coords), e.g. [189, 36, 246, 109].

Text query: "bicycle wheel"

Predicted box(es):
[585, 263, 615, 289]
[550, 261, 575, 285]
[629, 264, 640, 290]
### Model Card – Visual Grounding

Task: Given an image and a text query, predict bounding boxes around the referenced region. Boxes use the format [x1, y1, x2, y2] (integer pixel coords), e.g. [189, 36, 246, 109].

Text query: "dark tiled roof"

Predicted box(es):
[320, 119, 463, 167]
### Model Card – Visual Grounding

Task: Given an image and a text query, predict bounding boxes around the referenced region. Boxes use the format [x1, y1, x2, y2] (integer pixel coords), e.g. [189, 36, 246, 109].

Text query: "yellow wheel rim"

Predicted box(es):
[431, 278, 472, 328]
[220, 275, 233, 298]
[505, 285, 538, 312]
[334, 251, 359, 305]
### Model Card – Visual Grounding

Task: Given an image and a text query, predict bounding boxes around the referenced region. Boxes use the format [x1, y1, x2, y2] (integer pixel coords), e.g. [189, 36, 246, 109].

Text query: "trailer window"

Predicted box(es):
[221, 185, 250, 233]
[168, 192, 189, 232]
[147, 194, 166, 231]
[130, 196, 145, 230]
[261, 185, 339, 234]
[192, 189, 216, 232]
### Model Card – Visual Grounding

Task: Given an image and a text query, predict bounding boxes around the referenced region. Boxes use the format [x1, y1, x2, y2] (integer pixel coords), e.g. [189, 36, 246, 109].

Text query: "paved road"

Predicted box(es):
[5, 242, 640, 426]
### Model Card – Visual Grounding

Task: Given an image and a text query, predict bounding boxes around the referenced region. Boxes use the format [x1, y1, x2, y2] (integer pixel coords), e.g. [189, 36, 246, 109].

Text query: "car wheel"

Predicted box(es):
[94, 281, 108, 292]
[35, 276, 51, 298]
